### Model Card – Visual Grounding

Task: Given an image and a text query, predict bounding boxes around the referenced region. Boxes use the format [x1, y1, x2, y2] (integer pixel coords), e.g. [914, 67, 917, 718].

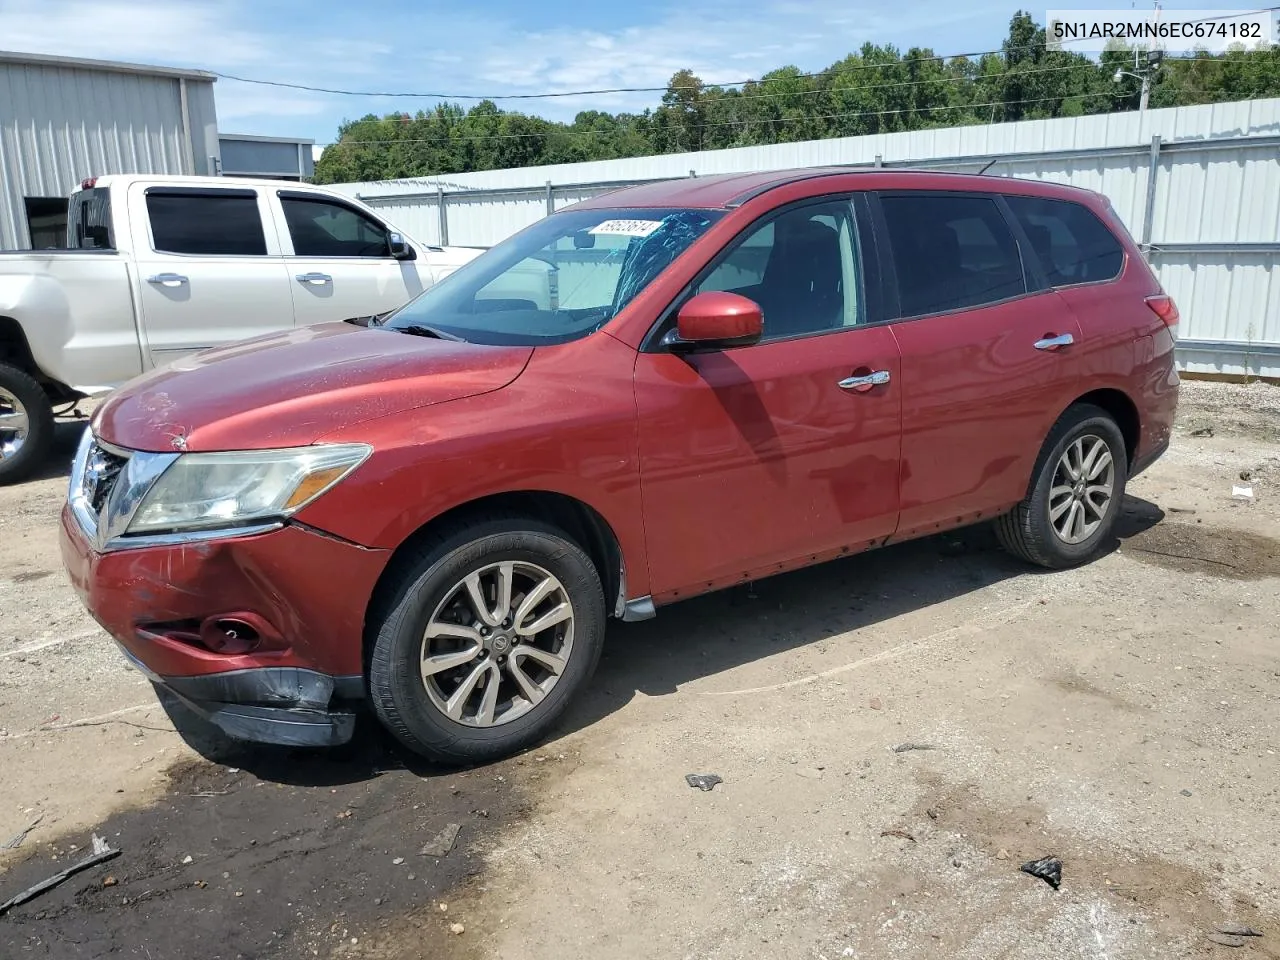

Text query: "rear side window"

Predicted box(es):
[146, 191, 267, 256]
[280, 196, 391, 258]
[1005, 196, 1124, 286]
[880, 194, 1026, 317]
[67, 188, 113, 249]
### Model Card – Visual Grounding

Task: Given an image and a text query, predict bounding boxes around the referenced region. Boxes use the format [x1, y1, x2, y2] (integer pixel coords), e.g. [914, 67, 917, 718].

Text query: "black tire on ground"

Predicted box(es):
[153, 684, 256, 766]
[994, 403, 1129, 569]
[0, 363, 54, 485]
[368, 515, 606, 766]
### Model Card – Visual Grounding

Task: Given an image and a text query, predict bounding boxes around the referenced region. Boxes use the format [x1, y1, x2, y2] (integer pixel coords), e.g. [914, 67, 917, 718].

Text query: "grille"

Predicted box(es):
[84, 442, 128, 515]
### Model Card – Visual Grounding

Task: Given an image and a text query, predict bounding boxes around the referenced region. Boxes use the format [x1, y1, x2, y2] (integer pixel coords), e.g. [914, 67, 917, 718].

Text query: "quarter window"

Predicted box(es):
[880, 194, 1026, 317]
[696, 201, 864, 339]
[280, 197, 392, 258]
[1005, 196, 1124, 286]
[146, 191, 267, 256]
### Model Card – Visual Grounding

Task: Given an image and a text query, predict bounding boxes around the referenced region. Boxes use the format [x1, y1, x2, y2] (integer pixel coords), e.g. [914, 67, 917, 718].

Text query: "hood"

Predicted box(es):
[94, 322, 532, 452]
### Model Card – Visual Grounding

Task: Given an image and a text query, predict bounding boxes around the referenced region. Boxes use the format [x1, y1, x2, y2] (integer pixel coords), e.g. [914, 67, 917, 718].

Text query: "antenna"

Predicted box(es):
[979, 158, 999, 175]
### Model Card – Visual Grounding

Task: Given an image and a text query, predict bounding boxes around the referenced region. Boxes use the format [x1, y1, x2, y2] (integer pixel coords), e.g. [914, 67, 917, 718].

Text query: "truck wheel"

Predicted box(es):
[0, 363, 54, 485]
[368, 515, 606, 766]
[995, 403, 1129, 569]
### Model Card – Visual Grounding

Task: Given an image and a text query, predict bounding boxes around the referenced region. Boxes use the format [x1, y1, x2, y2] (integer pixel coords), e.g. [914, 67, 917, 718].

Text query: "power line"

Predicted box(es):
[212, 42, 1048, 101]
[324, 89, 1133, 147]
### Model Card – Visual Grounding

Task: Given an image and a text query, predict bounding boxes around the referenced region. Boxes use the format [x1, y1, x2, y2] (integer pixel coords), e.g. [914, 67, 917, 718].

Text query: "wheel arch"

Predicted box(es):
[1066, 387, 1141, 466]
[0, 317, 38, 375]
[362, 490, 628, 669]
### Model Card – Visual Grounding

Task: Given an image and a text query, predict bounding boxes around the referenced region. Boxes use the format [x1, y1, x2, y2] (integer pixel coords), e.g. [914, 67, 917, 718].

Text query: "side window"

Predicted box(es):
[280, 197, 391, 258]
[146, 191, 267, 256]
[1005, 196, 1124, 286]
[880, 194, 1025, 317]
[696, 200, 863, 339]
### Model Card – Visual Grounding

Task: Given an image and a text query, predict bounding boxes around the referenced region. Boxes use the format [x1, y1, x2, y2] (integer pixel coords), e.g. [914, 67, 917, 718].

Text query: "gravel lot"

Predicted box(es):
[1, 379, 1277, 960]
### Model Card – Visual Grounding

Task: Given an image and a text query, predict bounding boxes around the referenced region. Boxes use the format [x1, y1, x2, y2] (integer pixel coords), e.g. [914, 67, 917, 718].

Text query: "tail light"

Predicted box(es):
[1145, 294, 1179, 328]
[80, 177, 97, 190]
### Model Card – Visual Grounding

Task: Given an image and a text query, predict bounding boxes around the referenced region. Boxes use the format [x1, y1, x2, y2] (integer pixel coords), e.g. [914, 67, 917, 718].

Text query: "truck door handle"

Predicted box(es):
[838, 370, 891, 391]
[1034, 332, 1074, 351]
[295, 273, 332, 285]
[147, 273, 188, 287]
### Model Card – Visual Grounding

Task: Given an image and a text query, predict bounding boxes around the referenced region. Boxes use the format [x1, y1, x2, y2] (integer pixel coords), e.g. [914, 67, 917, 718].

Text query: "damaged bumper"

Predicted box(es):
[59, 506, 390, 748]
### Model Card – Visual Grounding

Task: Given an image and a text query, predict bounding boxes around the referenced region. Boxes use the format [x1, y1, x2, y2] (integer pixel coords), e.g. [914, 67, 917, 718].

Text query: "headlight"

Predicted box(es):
[127, 444, 371, 534]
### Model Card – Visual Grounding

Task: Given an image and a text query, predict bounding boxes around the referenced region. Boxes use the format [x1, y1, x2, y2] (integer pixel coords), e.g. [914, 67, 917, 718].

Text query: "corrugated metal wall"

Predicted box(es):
[337, 99, 1280, 377]
[0, 57, 218, 249]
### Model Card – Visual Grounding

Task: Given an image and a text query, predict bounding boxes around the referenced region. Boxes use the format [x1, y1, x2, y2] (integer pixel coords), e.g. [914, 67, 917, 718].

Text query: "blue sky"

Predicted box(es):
[1, 0, 1262, 147]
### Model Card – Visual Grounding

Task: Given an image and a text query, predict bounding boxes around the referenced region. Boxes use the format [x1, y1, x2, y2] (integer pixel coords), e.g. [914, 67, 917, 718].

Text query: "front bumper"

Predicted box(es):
[60, 506, 391, 747]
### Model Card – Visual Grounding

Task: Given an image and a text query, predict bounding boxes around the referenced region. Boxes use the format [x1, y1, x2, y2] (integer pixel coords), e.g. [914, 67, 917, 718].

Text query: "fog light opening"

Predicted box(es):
[203, 618, 262, 655]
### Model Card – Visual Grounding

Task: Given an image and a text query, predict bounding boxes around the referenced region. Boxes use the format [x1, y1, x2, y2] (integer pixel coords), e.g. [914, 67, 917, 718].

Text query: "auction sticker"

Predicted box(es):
[588, 219, 664, 237]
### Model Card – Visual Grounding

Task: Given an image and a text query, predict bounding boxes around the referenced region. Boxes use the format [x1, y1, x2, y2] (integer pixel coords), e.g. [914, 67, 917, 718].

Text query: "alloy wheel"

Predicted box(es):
[1048, 434, 1116, 545]
[419, 560, 575, 727]
[0, 388, 30, 462]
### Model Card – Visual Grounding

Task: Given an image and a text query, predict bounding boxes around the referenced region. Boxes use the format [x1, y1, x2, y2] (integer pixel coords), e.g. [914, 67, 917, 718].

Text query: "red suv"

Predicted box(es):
[60, 169, 1179, 764]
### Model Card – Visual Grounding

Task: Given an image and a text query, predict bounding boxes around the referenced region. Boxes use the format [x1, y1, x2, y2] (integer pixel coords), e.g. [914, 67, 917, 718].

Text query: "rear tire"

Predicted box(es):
[995, 403, 1128, 569]
[368, 515, 606, 766]
[0, 363, 54, 485]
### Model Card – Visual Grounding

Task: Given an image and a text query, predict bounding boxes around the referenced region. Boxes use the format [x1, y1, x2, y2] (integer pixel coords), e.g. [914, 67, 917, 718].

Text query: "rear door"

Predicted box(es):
[130, 185, 295, 366]
[634, 195, 902, 600]
[874, 190, 1083, 540]
[273, 191, 426, 325]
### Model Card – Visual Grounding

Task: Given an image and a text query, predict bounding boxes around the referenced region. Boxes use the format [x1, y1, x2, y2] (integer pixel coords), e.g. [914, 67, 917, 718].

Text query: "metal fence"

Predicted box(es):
[342, 107, 1280, 378]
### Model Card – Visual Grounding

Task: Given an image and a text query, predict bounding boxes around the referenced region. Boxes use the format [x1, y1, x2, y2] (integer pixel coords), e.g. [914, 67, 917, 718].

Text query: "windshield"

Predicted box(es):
[382, 207, 722, 345]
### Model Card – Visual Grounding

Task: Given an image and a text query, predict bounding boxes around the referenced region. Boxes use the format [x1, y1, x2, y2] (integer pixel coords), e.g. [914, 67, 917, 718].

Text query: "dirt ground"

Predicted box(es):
[1, 379, 1277, 960]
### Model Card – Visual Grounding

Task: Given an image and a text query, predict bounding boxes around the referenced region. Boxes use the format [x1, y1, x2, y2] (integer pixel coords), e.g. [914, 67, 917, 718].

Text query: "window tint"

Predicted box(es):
[67, 188, 112, 249]
[881, 194, 1025, 316]
[696, 201, 863, 338]
[1005, 196, 1124, 286]
[146, 192, 267, 256]
[281, 197, 392, 258]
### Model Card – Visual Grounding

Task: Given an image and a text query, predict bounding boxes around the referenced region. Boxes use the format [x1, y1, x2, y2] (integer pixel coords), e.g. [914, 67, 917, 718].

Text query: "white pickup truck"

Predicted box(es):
[0, 175, 485, 483]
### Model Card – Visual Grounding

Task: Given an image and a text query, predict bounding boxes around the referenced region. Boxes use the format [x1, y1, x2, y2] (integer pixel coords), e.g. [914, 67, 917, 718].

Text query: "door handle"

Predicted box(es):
[147, 273, 188, 287]
[838, 370, 891, 391]
[1034, 332, 1074, 351]
[295, 273, 332, 285]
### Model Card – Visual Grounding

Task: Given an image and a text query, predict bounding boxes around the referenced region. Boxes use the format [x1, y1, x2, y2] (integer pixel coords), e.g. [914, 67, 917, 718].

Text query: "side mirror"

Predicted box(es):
[388, 232, 413, 260]
[663, 291, 763, 352]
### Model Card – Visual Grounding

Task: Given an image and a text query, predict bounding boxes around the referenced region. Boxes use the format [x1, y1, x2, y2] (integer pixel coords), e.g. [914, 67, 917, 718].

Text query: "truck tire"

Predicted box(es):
[0, 363, 54, 485]
[368, 514, 606, 766]
[994, 403, 1129, 569]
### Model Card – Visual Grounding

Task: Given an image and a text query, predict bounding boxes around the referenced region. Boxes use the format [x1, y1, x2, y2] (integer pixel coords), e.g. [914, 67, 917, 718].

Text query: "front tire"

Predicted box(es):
[995, 403, 1129, 569]
[0, 363, 54, 485]
[368, 515, 606, 766]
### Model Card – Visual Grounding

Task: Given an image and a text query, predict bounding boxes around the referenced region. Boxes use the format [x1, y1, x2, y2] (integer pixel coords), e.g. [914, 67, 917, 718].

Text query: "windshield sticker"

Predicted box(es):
[588, 219, 665, 238]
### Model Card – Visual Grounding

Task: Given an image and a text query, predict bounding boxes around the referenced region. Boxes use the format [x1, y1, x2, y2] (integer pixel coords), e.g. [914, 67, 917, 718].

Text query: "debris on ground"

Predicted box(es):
[1232, 485, 1255, 500]
[996, 849, 1010, 861]
[1217, 924, 1263, 938]
[1207, 933, 1246, 947]
[1181, 789, 1193, 797]
[685, 774, 723, 792]
[1019, 856, 1063, 890]
[880, 829, 916, 842]
[1, 813, 44, 850]
[1239, 470, 1253, 482]
[868, 697, 883, 710]
[891, 742, 938, 753]
[102, 875, 117, 888]
[1190, 425, 1214, 437]
[0, 835, 120, 916]
[795, 767, 824, 780]
[419, 823, 461, 858]
[450, 922, 465, 935]
[926, 808, 940, 820]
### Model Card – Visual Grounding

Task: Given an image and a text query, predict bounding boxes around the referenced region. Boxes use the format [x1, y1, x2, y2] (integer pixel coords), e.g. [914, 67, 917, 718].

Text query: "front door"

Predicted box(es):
[274, 192, 426, 325]
[130, 185, 295, 366]
[875, 190, 1084, 539]
[634, 197, 902, 600]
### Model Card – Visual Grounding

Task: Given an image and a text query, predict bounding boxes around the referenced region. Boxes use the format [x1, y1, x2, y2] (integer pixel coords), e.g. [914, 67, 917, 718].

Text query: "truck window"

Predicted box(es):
[280, 196, 391, 258]
[145, 190, 268, 256]
[67, 188, 113, 250]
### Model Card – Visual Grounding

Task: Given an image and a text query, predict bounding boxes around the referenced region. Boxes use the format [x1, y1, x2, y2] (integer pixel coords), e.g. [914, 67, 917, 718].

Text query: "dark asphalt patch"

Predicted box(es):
[0, 723, 533, 959]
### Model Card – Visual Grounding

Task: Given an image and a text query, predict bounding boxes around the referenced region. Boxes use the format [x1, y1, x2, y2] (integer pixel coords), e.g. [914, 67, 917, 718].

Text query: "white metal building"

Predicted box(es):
[337, 98, 1280, 378]
[0, 50, 221, 250]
